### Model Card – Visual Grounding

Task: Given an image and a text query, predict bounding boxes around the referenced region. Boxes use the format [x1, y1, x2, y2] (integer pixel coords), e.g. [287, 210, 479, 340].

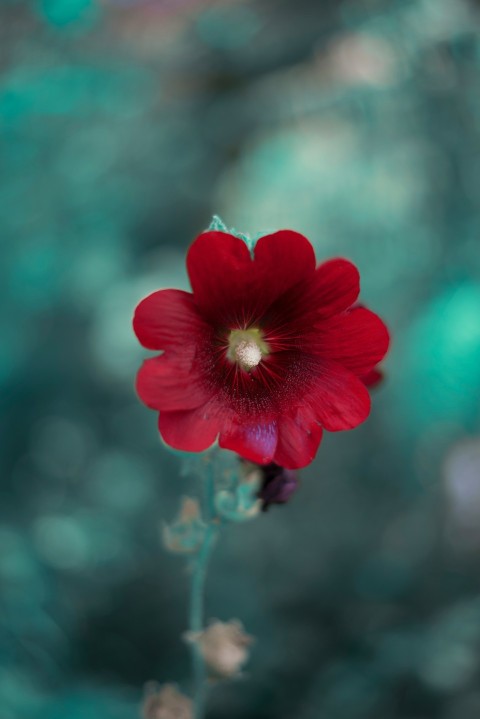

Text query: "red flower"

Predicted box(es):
[133, 229, 389, 469]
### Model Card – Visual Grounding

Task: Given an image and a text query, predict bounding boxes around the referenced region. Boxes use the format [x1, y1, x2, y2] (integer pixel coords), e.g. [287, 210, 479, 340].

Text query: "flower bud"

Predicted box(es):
[257, 463, 299, 511]
[214, 462, 261, 522]
[184, 620, 254, 679]
[142, 682, 192, 719]
[162, 497, 206, 554]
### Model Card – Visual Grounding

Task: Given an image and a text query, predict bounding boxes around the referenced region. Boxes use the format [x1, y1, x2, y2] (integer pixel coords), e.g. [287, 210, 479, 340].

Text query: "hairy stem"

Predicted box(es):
[190, 457, 218, 719]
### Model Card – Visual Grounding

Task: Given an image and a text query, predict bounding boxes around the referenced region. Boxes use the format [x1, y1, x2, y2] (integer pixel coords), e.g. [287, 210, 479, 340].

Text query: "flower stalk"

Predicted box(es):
[189, 456, 219, 719]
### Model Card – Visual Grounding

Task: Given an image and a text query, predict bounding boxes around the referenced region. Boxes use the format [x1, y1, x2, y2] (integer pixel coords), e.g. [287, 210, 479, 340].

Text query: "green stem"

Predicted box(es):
[190, 456, 218, 719]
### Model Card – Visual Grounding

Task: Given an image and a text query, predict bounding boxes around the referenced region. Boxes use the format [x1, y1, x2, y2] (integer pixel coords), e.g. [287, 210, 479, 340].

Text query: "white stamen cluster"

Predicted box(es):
[234, 339, 262, 370]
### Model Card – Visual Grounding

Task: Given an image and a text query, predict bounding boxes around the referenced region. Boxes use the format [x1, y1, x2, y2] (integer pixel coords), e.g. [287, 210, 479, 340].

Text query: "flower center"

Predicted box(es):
[227, 328, 269, 372]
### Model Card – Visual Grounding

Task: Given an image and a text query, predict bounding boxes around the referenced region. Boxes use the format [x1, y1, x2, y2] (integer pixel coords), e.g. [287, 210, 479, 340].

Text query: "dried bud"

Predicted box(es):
[185, 620, 254, 679]
[142, 683, 192, 719]
[162, 497, 206, 554]
[257, 463, 299, 511]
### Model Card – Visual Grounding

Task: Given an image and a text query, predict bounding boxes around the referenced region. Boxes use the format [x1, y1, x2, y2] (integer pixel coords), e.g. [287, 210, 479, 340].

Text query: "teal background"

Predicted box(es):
[1, 0, 480, 717]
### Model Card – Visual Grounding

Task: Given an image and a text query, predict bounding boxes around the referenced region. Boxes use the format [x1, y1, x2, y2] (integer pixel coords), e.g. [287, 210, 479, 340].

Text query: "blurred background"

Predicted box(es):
[1, 0, 480, 717]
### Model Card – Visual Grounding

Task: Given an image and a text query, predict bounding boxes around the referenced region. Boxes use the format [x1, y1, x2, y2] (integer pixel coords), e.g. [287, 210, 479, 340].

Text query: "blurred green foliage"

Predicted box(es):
[1, 0, 480, 717]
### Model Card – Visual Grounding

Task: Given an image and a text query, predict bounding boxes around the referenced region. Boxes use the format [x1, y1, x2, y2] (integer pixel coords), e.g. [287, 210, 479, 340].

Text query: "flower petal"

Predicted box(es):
[219, 419, 278, 465]
[305, 258, 360, 318]
[304, 358, 371, 431]
[187, 230, 315, 325]
[136, 355, 211, 411]
[261, 258, 360, 344]
[133, 289, 208, 352]
[187, 231, 253, 324]
[159, 407, 220, 452]
[274, 411, 323, 469]
[253, 229, 316, 303]
[312, 307, 390, 376]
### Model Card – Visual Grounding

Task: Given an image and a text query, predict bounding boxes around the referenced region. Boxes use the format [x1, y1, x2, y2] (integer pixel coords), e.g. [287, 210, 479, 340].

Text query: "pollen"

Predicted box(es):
[227, 328, 269, 372]
[235, 340, 262, 370]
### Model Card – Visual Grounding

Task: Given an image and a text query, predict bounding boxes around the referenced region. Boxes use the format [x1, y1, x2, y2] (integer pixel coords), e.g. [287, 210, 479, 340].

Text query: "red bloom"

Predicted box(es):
[133, 229, 389, 469]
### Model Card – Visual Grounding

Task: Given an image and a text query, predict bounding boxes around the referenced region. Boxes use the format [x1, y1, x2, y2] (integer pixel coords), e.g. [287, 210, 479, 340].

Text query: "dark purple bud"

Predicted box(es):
[257, 463, 299, 511]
